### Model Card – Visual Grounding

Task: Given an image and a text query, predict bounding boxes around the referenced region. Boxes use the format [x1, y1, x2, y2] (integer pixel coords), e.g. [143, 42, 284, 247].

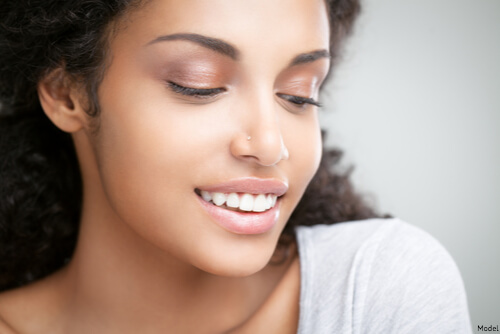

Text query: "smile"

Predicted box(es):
[195, 177, 287, 234]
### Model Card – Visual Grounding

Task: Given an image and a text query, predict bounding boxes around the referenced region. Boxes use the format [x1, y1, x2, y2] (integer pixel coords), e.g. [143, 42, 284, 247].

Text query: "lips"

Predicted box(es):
[197, 177, 288, 196]
[195, 177, 287, 234]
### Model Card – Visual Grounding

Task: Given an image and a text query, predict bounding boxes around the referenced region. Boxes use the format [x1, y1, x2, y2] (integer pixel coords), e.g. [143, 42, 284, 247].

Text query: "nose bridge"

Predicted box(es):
[240, 85, 285, 166]
[252, 97, 281, 144]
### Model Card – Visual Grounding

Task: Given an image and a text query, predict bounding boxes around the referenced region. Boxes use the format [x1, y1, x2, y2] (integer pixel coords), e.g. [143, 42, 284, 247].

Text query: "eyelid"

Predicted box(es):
[167, 81, 321, 108]
[276, 93, 322, 108]
[167, 81, 226, 97]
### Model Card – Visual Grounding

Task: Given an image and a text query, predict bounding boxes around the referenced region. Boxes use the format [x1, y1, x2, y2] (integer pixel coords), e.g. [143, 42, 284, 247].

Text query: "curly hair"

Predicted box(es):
[0, 0, 380, 292]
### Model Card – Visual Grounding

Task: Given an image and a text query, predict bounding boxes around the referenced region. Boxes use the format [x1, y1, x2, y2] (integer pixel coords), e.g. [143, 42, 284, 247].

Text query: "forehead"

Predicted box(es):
[113, 0, 330, 60]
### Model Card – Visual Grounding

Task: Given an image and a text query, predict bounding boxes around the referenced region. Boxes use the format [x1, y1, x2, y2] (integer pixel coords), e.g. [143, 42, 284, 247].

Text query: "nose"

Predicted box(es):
[229, 98, 289, 167]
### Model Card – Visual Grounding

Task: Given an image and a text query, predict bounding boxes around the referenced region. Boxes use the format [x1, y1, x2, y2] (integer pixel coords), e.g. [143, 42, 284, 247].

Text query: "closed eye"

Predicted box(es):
[167, 82, 321, 108]
[167, 81, 226, 98]
[276, 93, 322, 107]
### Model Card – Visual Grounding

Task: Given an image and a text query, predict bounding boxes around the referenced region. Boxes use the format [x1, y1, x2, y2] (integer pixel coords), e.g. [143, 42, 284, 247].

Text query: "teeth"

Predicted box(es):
[226, 193, 240, 208]
[253, 194, 268, 212]
[266, 194, 273, 210]
[239, 194, 254, 211]
[201, 190, 212, 202]
[200, 191, 278, 212]
[212, 192, 227, 206]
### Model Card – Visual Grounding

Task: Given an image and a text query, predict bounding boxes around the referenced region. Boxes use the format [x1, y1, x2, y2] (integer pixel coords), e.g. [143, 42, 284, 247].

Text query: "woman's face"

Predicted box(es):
[89, 0, 330, 276]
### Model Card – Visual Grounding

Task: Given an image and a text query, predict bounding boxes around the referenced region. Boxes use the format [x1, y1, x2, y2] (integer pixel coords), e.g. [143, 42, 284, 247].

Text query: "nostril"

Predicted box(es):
[229, 130, 287, 166]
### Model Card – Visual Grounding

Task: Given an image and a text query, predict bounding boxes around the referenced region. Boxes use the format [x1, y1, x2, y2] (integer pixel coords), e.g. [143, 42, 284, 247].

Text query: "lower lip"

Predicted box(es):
[196, 195, 280, 235]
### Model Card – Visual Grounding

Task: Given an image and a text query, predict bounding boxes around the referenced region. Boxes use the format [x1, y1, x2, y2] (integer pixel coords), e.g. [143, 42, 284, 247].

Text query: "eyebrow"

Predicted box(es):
[147, 33, 330, 66]
[289, 49, 331, 66]
[147, 33, 240, 60]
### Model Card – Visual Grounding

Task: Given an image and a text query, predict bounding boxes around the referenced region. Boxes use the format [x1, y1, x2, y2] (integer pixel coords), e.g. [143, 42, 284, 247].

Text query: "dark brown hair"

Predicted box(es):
[0, 0, 380, 292]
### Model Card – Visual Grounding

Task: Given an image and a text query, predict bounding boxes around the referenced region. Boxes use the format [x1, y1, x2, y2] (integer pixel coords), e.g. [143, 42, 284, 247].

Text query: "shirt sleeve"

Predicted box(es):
[354, 220, 472, 334]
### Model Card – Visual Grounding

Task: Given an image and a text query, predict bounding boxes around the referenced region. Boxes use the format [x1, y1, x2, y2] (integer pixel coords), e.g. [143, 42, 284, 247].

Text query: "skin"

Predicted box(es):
[0, 0, 330, 332]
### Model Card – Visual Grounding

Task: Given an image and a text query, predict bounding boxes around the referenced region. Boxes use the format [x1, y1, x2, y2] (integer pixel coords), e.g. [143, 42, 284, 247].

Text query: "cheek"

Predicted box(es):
[93, 113, 181, 222]
[90, 85, 204, 231]
[94, 69, 213, 203]
[89, 79, 242, 246]
[89, 106, 223, 266]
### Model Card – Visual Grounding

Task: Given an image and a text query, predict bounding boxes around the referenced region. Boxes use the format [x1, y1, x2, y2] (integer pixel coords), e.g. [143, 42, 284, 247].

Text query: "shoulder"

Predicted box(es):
[0, 271, 67, 334]
[296, 218, 460, 273]
[296, 216, 437, 246]
[0, 292, 21, 334]
[295, 218, 472, 333]
[0, 318, 18, 334]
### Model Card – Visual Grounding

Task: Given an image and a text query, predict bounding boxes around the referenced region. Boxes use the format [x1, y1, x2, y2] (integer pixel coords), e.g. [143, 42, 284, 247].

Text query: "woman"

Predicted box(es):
[0, 0, 471, 332]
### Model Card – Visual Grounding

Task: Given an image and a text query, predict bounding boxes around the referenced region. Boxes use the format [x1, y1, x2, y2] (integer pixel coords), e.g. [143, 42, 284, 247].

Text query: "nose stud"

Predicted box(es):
[247, 136, 252, 141]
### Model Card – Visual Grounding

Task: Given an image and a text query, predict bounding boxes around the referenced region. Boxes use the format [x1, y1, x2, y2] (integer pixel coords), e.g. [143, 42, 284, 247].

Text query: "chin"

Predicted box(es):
[190, 240, 279, 278]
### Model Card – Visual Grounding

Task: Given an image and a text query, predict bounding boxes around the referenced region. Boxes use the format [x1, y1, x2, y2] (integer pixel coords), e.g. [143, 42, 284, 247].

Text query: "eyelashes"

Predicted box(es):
[167, 81, 321, 107]
[275, 93, 322, 108]
[168, 81, 226, 97]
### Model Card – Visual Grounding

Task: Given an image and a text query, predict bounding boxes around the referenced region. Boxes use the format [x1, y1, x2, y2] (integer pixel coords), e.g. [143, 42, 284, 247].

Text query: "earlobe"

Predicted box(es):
[38, 69, 87, 133]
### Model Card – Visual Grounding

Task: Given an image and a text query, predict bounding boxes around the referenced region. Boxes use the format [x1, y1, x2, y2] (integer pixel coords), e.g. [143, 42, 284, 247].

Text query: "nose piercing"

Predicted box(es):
[247, 136, 252, 141]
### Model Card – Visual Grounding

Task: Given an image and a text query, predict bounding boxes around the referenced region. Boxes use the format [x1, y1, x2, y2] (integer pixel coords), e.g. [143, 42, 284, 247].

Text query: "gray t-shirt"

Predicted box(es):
[294, 218, 472, 333]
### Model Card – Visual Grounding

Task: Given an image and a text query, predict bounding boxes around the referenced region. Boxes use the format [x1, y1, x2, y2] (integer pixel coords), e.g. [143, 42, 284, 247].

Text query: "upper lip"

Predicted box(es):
[196, 177, 288, 196]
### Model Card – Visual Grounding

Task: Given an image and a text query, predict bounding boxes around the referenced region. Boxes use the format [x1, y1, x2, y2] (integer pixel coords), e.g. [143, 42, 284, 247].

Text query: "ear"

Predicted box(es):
[37, 68, 88, 133]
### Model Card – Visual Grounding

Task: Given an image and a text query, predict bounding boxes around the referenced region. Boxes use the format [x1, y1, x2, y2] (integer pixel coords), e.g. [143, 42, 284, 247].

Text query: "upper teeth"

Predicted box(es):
[201, 191, 278, 212]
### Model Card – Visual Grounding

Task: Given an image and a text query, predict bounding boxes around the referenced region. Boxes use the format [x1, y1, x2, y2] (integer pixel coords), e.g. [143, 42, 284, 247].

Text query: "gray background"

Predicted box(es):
[319, 0, 499, 331]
